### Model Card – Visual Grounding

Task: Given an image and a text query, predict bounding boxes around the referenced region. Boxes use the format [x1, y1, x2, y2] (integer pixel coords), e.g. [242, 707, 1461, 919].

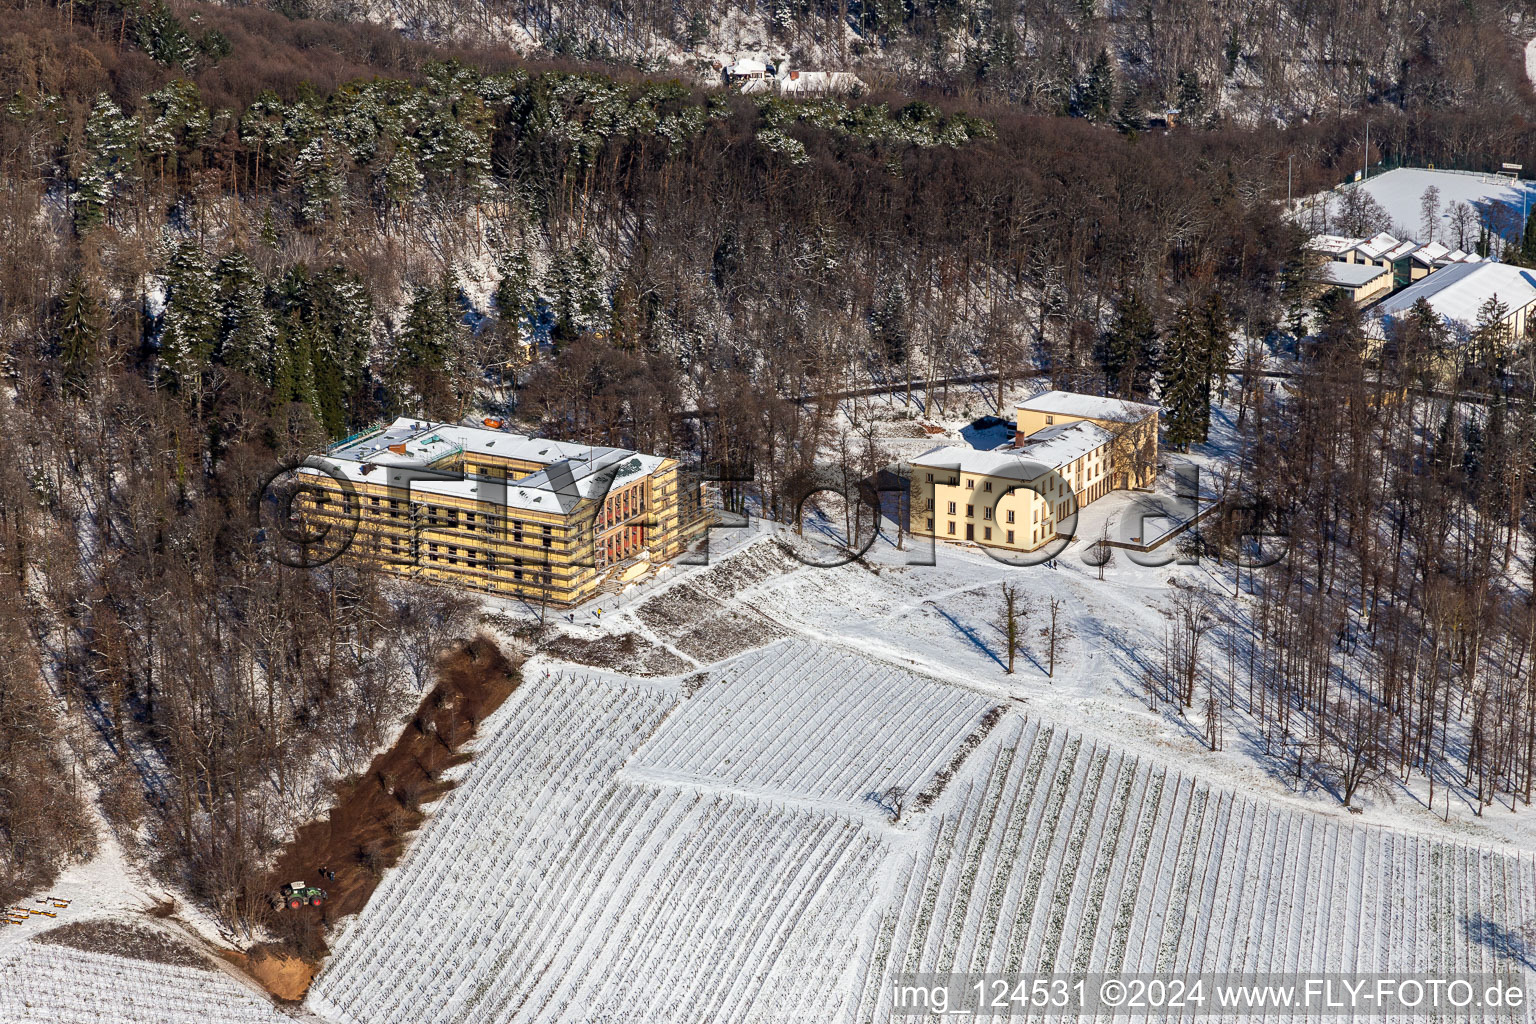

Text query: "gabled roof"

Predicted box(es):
[1411, 241, 1451, 265]
[1371, 262, 1536, 337]
[1308, 234, 1361, 256]
[1354, 232, 1402, 260]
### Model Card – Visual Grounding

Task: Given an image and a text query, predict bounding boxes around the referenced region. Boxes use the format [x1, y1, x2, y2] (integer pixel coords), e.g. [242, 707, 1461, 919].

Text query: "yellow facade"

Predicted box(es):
[298, 421, 706, 606]
[910, 393, 1158, 554]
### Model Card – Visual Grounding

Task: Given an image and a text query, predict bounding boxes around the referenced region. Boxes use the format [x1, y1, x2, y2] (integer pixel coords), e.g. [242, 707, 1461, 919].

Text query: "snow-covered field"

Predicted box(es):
[0, 939, 290, 1023]
[625, 639, 1000, 812]
[1309, 167, 1536, 246]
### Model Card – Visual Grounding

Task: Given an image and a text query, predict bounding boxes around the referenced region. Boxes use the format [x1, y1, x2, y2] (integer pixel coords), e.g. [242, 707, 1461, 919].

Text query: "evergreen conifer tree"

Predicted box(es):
[55, 273, 103, 386]
[1520, 208, 1536, 265]
[1102, 289, 1158, 398]
[214, 252, 276, 384]
[74, 95, 137, 231]
[1080, 49, 1114, 122]
[547, 241, 608, 345]
[1158, 300, 1208, 449]
[1113, 79, 1144, 135]
[158, 242, 219, 390]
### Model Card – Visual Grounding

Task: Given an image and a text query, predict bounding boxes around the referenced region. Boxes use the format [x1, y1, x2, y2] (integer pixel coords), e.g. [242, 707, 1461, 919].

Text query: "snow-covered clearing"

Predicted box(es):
[0, 940, 292, 1023]
[1309, 167, 1536, 245]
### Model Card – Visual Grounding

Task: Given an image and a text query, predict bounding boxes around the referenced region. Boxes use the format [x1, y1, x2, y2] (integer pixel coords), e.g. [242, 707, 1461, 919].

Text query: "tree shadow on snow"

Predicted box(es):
[1465, 912, 1536, 972]
[930, 604, 1009, 673]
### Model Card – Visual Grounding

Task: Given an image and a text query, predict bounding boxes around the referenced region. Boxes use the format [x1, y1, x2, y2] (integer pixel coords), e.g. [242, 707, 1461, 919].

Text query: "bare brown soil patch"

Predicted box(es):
[541, 630, 689, 676]
[35, 920, 211, 969]
[224, 945, 319, 1001]
[242, 633, 521, 1001]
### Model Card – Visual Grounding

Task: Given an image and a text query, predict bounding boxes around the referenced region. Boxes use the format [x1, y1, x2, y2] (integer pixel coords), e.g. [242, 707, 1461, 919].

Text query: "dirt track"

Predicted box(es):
[246, 634, 521, 1001]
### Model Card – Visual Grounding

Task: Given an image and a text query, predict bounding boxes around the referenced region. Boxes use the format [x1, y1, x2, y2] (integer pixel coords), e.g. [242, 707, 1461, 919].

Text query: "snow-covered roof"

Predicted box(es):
[910, 445, 1050, 479]
[1411, 241, 1450, 265]
[1015, 421, 1115, 466]
[1016, 391, 1159, 424]
[1354, 232, 1401, 260]
[1317, 262, 1391, 288]
[1382, 239, 1421, 261]
[911, 421, 1114, 479]
[1308, 234, 1360, 255]
[726, 58, 768, 76]
[777, 71, 865, 94]
[317, 418, 665, 514]
[1371, 262, 1536, 336]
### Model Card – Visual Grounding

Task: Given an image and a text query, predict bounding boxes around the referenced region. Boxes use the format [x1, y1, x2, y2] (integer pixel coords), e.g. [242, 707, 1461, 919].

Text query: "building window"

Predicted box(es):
[983, 507, 992, 521]
[984, 527, 992, 540]
[1045, 415, 1054, 424]
[984, 481, 992, 492]
[947, 501, 956, 515]
[1007, 530, 1015, 544]
[965, 505, 974, 518]
[1007, 509, 1015, 524]
[947, 522, 956, 535]
[926, 518, 933, 531]
[925, 472, 933, 482]
[964, 478, 973, 489]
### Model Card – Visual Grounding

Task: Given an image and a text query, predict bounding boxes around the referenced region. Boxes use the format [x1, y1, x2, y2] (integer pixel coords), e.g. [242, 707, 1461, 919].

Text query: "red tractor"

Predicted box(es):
[272, 881, 327, 911]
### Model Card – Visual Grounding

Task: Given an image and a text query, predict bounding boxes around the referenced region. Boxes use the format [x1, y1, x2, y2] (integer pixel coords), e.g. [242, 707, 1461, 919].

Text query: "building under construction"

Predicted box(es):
[298, 418, 706, 606]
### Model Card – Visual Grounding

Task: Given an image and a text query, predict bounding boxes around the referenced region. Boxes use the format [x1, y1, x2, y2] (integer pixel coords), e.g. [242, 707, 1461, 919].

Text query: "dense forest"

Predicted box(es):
[6, 0, 1536, 929]
[261, 0, 1536, 125]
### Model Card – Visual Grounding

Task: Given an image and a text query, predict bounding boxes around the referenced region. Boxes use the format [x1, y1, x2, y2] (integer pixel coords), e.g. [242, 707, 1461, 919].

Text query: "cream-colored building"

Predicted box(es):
[1307, 233, 1483, 299]
[910, 392, 1159, 553]
[1315, 261, 1394, 304]
[295, 418, 706, 606]
[1368, 261, 1536, 354]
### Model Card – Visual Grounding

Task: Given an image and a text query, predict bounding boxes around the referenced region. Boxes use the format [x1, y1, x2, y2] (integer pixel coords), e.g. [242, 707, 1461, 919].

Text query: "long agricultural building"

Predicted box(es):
[910, 392, 1158, 553]
[296, 418, 707, 606]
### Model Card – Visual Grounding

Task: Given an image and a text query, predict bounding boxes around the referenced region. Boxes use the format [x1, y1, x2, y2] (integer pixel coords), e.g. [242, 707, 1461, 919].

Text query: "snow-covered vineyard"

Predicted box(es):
[0, 940, 290, 1023]
[302, 639, 1536, 1024]
[626, 640, 1001, 810]
[308, 668, 892, 1024]
[850, 719, 1536, 1022]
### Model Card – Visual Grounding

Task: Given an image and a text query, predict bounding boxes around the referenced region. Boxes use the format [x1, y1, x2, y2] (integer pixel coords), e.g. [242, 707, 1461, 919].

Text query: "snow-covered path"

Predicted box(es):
[1526, 37, 1536, 88]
